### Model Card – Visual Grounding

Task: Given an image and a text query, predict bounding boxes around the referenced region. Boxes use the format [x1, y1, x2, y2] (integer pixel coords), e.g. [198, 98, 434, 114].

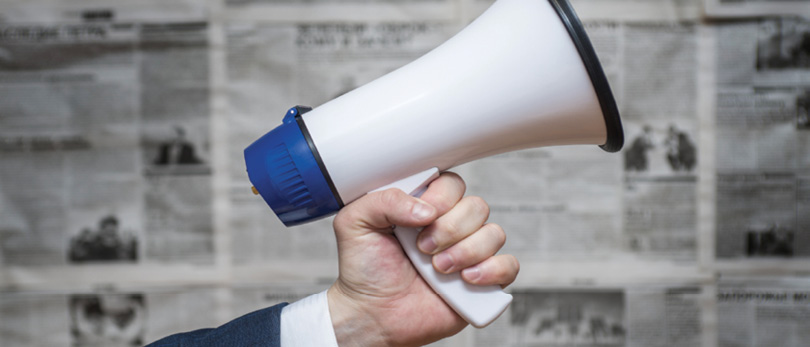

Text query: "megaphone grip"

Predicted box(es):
[394, 225, 513, 328]
[375, 167, 513, 328]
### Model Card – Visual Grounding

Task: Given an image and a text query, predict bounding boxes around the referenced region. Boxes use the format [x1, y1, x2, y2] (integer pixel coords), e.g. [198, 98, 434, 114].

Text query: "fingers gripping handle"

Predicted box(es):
[373, 168, 513, 328]
[393, 226, 513, 328]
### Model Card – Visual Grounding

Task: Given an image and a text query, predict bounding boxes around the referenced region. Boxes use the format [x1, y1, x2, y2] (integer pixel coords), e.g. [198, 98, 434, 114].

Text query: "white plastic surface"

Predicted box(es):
[373, 168, 513, 328]
[302, 0, 607, 205]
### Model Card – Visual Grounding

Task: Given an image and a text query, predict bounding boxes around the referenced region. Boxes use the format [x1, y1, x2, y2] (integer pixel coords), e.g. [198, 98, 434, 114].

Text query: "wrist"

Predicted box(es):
[327, 283, 389, 347]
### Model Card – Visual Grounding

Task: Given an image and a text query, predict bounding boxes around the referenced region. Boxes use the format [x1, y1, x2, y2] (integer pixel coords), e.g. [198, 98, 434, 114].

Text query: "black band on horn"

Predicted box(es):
[548, 0, 624, 153]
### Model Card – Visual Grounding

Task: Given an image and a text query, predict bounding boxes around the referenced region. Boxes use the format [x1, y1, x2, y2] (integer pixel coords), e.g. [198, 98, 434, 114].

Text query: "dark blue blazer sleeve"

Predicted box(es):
[146, 303, 289, 347]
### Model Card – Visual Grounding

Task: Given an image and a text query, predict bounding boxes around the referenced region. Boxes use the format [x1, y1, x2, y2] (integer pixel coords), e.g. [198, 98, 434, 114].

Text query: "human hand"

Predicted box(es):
[327, 172, 519, 347]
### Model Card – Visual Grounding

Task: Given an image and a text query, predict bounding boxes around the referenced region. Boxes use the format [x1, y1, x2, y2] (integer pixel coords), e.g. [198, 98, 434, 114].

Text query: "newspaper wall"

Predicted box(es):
[0, 0, 808, 346]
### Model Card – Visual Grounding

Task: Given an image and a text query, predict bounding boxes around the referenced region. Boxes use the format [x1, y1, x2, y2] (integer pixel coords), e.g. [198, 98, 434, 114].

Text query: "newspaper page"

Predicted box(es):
[717, 277, 810, 347]
[715, 17, 810, 263]
[614, 22, 701, 263]
[472, 285, 705, 347]
[705, 0, 810, 18]
[0, 287, 223, 347]
[0, 2, 214, 266]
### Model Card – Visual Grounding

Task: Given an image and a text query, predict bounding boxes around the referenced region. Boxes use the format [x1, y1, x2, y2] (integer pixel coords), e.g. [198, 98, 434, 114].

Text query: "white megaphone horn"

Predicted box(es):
[245, 0, 623, 328]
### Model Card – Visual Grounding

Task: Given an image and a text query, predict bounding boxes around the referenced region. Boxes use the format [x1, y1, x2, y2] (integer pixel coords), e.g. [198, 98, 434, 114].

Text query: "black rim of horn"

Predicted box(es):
[548, 0, 624, 153]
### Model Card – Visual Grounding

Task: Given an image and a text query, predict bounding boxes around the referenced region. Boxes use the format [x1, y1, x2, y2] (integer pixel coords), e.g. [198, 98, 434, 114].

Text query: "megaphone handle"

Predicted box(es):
[373, 168, 513, 328]
[393, 226, 513, 328]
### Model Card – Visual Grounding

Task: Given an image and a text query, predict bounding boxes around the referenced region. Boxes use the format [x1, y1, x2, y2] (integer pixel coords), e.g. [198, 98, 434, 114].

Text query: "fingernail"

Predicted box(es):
[418, 235, 437, 254]
[434, 253, 454, 273]
[411, 202, 434, 221]
[462, 266, 481, 282]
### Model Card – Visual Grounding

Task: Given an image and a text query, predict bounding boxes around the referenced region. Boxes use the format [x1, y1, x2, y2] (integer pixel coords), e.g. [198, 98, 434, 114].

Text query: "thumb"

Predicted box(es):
[333, 188, 438, 236]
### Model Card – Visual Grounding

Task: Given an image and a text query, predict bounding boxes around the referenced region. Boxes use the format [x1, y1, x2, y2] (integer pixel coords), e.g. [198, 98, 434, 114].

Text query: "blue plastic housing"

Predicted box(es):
[244, 107, 341, 226]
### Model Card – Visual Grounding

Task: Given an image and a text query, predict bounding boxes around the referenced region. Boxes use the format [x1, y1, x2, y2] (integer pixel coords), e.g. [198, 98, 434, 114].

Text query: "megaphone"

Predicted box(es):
[244, 0, 623, 328]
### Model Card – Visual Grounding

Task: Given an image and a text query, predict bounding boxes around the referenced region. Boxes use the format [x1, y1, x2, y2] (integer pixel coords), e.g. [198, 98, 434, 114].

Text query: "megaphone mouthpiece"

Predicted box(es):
[244, 106, 342, 225]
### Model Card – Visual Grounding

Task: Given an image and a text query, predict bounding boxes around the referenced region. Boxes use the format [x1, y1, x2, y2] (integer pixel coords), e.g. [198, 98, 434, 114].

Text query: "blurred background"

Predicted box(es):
[0, 0, 808, 346]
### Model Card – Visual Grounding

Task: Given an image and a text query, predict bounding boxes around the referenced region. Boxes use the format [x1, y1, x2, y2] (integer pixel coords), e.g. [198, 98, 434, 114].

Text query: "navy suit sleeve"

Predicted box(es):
[146, 303, 289, 347]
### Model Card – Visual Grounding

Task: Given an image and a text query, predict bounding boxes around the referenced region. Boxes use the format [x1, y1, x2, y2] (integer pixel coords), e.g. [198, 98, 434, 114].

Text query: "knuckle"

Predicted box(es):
[508, 255, 520, 274]
[494, 262, 512, 281]
[334, 206, 361, 229]
[378, 188, 404, 207]
[333, 211, 348, 229]
[466, 196, 490, 217]
[430, 192, 455, 214]
[443, 171, 466, 192]
[333, 205, 353, 226]
[452, 243, 475, 264]
[487, 223, 506, 247]
[491, 256, 518, 280]
[434, 218, 460, 242]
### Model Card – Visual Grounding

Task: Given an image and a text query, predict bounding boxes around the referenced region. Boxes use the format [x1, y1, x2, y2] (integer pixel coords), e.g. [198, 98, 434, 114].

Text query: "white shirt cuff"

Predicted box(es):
[280, 290, 339, 347]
